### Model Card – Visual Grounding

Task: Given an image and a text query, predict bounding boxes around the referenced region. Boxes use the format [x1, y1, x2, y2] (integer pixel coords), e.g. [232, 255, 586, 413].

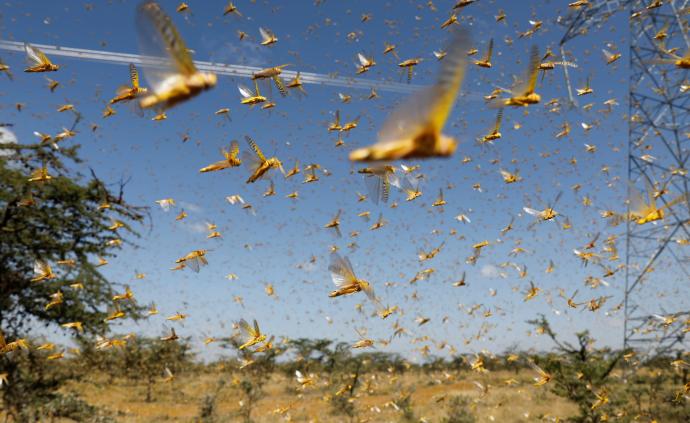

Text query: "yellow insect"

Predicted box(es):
[528, 359, 551, 386]
[383, 41, 398, 58]
[561, 290, 581, 309]
[324, 210, 342, 237]
[32, 259, 56, 282]
[45, 77, 60, 93]
[111, 63, 148, 104]
[352, 329, 375, 349]
[524, 281, 540, 301]
[0, 331, 29, 354]
[340, 115, 360, 133]
[500, 169, 521, 184]
[61, 322, 84, 333]
[175, 250, 209, 273]
[136, 1, 216, 109]
[358, 165, 399, 204]
[199, 140, 241, 172]
[400, 175, 422, 201]
[479, 110, 503, 144]
[146, 303, 159, 316]
[105, 305, 126, 322]
[251, 65, 290, 97]
[239, 80, 268, 107]
[243, 135, 284, 183]
[474, 38, 493, 68]
[453, 271, 467, 287]
[628, 180, 686, 225]
[263, 181, 276, 197]
[259, 27, 278, 46]
[113, 285, 135, 302]
[356, 53, 376, 74]
[286, 72, 307, 96]
[238, 318, 267, 350]
[495, 9, 506, 22]
[350, 30, 470, 161]
[397, 58, 421, 83]
[440, 13, 458, 29]
[652, 47, 690, 69]
[161, 328, 178, 342]
[45, 291, 64, 311]
[603, 48, 621, 65]
[24, 43, 59, 72]
[28, 162, 52, 183]
[295, 370, 315, 387]
[155, 198, 175, 211]
[432, 188, 446, 207]
[166, 312, 188, 322]
[0, 57, 12, 80]
[284, 160, 300, 179]
[496, 45, 541, 107]
[328, 252, 379, 308]
[302, 164, 320, 183]
[453, 0, 476, 8]
[524, 192, 562, 222]
[369, 213, 386, 230]
[254, 335, 275, 352]
[223, 1, 242, 16]
[36, 342, 55, 351]
[576, 75, 593, 96]
[378, 305, 398, 319]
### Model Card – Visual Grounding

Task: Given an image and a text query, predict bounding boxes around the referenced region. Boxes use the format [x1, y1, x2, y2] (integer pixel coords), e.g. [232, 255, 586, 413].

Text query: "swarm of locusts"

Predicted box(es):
[4, 0, 690, 420]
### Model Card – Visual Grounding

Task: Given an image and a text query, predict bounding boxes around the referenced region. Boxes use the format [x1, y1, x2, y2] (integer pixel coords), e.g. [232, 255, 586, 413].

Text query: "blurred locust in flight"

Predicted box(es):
[350, 30, 471, 161]
[627, 179, 686, 225]
[494, 45, 541, 107]
[136, 1, 216, 109]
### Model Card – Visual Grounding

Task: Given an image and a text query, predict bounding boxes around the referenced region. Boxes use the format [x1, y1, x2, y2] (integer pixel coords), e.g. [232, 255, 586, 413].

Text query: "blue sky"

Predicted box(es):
[1, 0, 683, 361]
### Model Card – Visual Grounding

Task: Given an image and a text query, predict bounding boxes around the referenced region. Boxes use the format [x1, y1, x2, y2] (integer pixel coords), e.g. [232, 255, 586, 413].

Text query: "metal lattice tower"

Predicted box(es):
[625, 0, 690, 356]
[559, 0, 690, 357]
[558, 0, 634, 104]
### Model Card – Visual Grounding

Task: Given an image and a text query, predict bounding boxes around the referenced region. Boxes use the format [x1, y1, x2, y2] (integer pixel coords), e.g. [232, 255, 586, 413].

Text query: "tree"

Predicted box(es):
[527, 314, 624, 422]
[221, 337, 279, 423]
[0, 129, 145, 419]
[123, 335, 193, 402]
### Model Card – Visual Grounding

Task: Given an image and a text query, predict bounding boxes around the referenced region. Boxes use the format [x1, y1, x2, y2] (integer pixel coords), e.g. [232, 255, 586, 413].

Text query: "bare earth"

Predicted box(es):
[64, 370, 577, 422]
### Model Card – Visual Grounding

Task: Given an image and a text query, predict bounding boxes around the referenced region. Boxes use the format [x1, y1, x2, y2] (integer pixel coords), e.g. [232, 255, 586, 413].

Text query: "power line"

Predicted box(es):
[0, 40, 421, 94]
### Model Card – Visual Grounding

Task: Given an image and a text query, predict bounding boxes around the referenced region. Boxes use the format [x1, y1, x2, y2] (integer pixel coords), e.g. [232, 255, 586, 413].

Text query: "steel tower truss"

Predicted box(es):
[559, 0, 690, 356]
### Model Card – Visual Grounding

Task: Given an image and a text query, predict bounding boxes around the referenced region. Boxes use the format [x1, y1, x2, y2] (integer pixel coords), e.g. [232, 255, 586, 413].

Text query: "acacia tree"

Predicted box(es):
[527, 314, 624, 422]
[0, 129, 145, 420]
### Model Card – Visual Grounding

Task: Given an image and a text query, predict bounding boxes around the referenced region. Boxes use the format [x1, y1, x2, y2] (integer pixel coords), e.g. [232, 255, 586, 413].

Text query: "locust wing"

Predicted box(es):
[136, 1, 197, 93]
[329, 252, 357, 289]
[376, 29, 470, 146]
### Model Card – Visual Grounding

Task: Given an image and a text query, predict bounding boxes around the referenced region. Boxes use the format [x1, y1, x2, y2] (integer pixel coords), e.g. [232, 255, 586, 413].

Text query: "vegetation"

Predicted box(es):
[0, 133, 145, 420]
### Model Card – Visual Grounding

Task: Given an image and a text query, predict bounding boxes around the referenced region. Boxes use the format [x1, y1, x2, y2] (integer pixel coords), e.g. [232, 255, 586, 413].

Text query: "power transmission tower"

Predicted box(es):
[625, 0, 690, 357]
[558, 0, 690, 357]
[557, 0, 633, 104]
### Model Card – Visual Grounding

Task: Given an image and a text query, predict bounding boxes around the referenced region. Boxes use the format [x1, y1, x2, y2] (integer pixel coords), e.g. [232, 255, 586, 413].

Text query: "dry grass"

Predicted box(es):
[63, 369, 578, 422]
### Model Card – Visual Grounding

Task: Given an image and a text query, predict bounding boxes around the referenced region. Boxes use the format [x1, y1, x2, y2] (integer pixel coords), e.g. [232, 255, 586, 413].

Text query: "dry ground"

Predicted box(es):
[64, 369, 578, 422]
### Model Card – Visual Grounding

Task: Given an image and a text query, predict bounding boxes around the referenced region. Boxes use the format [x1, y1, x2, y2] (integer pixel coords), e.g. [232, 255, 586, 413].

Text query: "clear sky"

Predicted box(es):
[1, 0, 684, 361]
